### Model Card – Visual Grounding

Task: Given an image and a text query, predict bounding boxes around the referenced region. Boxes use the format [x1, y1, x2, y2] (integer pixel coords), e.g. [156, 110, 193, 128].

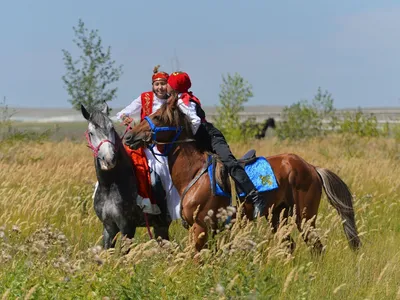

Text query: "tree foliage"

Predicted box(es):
[214, 73, 254, 142]
[62, 19, 123, 112]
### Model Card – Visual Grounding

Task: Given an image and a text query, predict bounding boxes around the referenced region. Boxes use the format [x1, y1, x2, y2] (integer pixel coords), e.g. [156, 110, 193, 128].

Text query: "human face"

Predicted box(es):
[166, 83, 174, 95]
[152, 80, 168, 99]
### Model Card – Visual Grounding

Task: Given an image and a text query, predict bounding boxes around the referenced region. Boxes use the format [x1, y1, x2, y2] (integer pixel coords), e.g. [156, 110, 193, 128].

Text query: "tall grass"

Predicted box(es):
[1, 135, 399, 299]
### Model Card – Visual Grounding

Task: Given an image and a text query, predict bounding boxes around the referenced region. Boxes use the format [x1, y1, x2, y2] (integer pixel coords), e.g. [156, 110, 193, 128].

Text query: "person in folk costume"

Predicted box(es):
[115, 65, 181, 220]
[165, 71, 265, 219]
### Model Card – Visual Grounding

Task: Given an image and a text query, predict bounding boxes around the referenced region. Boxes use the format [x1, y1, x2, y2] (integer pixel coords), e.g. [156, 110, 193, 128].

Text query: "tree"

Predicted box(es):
[214, 73, 254, 142]
[62, 19, 123, 112]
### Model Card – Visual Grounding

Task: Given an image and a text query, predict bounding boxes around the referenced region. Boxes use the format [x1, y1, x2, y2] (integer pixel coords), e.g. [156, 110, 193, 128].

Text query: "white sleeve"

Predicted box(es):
[115, 96, 141, 121]
[177, 99, 201, 135]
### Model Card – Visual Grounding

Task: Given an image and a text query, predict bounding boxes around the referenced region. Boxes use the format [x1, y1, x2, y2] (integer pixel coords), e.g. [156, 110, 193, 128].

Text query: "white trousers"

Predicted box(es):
[144, 148, 181, 220]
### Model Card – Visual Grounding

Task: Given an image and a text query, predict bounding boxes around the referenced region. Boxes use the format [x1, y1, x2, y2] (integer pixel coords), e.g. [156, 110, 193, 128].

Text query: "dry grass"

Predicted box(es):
[0, 135, 400, 299]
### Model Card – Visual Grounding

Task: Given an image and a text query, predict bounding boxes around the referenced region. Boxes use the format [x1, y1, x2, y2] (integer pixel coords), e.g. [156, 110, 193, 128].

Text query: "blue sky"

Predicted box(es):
[0, 0, 399, 109]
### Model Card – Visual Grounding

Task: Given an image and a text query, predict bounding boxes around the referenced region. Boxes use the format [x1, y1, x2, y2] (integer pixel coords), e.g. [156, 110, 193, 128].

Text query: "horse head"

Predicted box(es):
[124, 97, 193, 153]
[255, 117, 276, 139]
[81, 103, 119, 170]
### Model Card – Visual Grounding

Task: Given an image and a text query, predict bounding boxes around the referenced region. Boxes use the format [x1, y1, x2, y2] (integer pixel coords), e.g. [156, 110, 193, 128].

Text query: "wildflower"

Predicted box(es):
[12, 225, 21, 233]
[216, 283, 225, 295]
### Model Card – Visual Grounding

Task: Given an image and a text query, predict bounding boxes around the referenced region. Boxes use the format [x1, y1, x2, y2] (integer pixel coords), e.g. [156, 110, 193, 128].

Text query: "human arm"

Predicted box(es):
[177, 99, 202, 135]
[115, 96, 142, 125]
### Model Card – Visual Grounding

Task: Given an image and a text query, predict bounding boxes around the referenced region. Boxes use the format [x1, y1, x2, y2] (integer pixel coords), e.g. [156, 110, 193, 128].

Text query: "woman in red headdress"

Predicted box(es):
[115, 66, 181, 220]
[117, 65, 170, 124]
[166, 71, 265, 219]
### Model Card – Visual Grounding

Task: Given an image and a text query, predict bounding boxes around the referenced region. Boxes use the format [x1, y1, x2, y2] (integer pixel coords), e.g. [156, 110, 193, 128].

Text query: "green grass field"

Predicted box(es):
[0, 128, 399, 299]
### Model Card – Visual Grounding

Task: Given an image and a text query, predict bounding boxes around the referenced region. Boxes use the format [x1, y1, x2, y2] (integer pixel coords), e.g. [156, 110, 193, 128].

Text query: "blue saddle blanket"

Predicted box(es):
[208, 156, 279, 198]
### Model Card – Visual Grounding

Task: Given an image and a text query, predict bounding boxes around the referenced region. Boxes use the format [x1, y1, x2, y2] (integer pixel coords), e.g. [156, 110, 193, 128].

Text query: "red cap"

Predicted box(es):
[152, 65, 169, 83]
[168, 72, 191, 93]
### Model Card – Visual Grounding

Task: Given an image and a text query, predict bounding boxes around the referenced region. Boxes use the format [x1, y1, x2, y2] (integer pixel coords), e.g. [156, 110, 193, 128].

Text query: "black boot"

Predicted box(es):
[246, 189, 265, 219]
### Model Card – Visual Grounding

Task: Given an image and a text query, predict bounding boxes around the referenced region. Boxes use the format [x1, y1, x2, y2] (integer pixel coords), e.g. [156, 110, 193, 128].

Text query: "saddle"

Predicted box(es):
[237, 149, 257, 166]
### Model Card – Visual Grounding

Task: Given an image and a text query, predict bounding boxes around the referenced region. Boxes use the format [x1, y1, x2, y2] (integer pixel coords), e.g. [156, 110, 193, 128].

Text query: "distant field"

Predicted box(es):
[1, 135, 399, 298]
[8, 105, 400, 124]
[10, 122, 127, 141]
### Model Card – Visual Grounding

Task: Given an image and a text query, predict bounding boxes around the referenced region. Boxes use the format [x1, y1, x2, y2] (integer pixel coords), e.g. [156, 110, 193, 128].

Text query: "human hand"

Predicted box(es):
[122, 115, 134, 126]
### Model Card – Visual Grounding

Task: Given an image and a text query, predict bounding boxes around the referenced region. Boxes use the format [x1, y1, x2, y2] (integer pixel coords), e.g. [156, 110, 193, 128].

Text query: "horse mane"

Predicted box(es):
[157, 97, 193, 138]
[89, 111, 106, 127]
[90, 110, 122, 141]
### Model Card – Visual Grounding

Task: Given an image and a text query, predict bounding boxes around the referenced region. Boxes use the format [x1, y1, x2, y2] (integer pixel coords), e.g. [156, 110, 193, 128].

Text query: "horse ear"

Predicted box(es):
[81, 104, 90, 120]
[101, 102, 109, 115]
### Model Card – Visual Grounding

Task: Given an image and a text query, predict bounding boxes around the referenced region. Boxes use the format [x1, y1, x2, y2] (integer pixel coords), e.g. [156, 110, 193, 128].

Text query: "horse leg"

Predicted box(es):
[293, 184, 324, 255]
[268, 203, 296, 253]
[120, 222, 136, 239]
[153, 223, 170, 240]
[103, 223, 119, 249]
[152, 201, 171, 241]
[193, 222, 207, 252]
[119, 222, 136, 254]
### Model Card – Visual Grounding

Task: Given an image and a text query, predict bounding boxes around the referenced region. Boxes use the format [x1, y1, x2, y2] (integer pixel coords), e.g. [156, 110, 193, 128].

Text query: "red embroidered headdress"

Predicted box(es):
[152, 65, 169, 83]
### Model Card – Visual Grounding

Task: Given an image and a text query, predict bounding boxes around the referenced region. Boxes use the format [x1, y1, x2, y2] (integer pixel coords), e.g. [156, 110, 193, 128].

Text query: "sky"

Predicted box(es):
[0, 0, 399, 109]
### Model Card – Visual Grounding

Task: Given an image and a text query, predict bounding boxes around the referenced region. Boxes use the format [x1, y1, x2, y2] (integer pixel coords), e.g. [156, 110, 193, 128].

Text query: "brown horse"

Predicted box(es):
[123, 99, 361, 254]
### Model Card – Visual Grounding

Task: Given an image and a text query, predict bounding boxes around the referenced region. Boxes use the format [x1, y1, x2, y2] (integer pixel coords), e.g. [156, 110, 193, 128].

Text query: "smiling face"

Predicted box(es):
[81, 104, 117, 170]
[152, 80, 168, 99]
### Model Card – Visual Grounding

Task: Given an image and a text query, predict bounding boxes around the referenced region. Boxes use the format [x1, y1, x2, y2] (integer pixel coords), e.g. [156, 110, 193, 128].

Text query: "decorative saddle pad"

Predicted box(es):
[208, 155, 279, 198]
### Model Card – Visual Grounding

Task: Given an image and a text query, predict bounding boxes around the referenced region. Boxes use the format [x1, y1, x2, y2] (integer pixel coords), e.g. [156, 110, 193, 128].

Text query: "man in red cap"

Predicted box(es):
[166, 71, 265, 219]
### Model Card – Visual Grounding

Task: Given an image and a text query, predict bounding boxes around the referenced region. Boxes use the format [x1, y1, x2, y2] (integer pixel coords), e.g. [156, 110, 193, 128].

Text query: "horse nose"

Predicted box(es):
[99, 153, 117, 170]
[124, 131, 135, 144]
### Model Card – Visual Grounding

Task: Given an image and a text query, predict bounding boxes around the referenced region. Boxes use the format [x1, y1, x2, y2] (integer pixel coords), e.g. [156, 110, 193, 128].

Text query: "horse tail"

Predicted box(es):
[315, 167, 361, 250]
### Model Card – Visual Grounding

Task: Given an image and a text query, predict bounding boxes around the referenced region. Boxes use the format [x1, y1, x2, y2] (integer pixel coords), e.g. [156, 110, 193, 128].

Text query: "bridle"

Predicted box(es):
[85, 129, 119, 157]
[143, 116, 195, 156]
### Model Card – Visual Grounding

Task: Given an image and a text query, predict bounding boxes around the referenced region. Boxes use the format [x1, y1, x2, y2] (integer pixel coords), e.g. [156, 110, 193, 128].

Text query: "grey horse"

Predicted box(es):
[81, 103, 171, 249]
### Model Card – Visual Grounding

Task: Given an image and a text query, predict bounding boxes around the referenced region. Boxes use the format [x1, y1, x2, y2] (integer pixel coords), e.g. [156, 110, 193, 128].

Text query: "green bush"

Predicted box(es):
[0, 97, 54, 144]
[339, 109, 380, 137]
[276, 87, 337, 140]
